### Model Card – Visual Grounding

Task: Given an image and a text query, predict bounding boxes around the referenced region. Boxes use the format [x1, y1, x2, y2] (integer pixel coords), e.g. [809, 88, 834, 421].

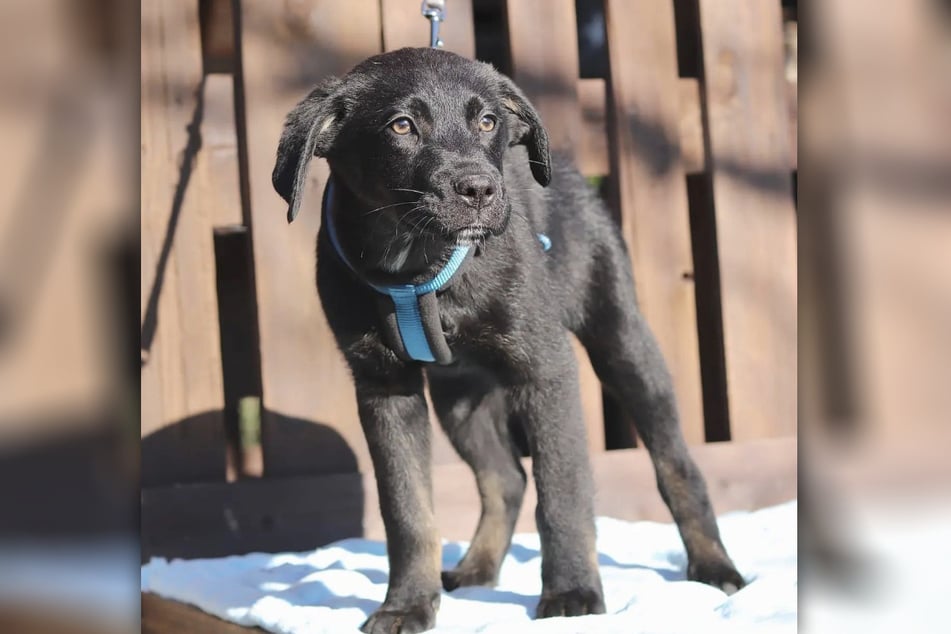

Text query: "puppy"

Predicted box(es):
[273, 48, 744, 634]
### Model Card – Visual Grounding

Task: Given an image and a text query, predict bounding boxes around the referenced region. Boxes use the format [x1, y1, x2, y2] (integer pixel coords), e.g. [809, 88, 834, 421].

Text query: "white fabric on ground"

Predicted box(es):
[142, 500, 797, 633]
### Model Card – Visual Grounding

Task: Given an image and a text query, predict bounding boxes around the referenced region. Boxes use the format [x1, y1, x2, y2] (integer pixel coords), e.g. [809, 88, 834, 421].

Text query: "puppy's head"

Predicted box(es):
[272, 48, 550, 243]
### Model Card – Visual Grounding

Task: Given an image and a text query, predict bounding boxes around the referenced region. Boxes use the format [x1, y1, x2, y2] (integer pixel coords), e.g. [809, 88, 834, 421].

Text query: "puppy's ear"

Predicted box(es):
[272, 77, 344, 223]
[499, 77, 551, 187]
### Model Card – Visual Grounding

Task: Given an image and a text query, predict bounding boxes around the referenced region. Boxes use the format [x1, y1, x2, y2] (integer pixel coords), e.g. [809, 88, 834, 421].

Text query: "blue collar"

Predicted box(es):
[322, 180, 470, 363]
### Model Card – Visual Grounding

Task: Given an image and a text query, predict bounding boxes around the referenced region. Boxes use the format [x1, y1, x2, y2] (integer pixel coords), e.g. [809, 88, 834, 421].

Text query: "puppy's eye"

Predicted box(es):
[478, 115, 497, 133]
[389, 117, 413, 135]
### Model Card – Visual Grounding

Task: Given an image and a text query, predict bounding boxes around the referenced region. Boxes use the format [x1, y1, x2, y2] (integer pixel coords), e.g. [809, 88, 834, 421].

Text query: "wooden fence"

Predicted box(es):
[141, 0, 797, 561]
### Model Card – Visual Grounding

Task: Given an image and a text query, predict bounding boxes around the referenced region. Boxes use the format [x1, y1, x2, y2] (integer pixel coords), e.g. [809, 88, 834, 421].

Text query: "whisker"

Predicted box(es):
[363, 200, 419, 216]
[389, 188, 427, 195]
[422, 216, 437, 240]
[382, 219, 404, 263]
[423, 226, 430, 265]
[424, 217, 437, 258]
[399, 207, 429, 226]
[408, 213, 434, 237]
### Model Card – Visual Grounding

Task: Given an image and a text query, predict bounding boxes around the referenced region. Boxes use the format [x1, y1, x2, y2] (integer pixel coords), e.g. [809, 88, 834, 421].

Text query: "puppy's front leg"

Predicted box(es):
[513, 337, 606, 618]
[356, 369, 441, 634]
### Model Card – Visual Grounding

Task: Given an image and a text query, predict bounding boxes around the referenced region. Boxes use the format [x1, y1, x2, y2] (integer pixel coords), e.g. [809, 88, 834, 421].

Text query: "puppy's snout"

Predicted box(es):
[452, 174, 497, 208]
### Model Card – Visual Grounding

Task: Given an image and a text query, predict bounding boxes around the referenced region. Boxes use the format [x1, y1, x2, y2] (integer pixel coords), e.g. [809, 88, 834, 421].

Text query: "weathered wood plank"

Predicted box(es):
[603, 0, 706, 445]
[200, 72, 265, 480]
[505, 0, 583, 150]
[238, 1, 383, 475]
[578, 77, 797, 176]
[697, 0, 797, 440]
[202, 74, 243, 228]
[143, 592, 259, 634]
[505, 0, 604, 453]
[381, 0, 475, 57]
[678, 78, 706, 174]
[142, 436, 796, 560]
[202, 74, 251, 480]
[140, 0, 227, 485]
[577, 78, 609, 177]
[578, 78, 706, 177]
[199, 0, 236, 72]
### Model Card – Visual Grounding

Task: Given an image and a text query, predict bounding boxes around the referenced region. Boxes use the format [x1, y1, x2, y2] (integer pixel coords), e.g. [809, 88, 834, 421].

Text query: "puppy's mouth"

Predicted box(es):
[394, 198, 506, 243]
[453, 225, 490, 246]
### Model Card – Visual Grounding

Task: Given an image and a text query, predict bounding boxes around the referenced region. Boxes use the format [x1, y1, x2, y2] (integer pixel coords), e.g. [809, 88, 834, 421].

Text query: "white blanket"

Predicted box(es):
[142, 500, 797, 633]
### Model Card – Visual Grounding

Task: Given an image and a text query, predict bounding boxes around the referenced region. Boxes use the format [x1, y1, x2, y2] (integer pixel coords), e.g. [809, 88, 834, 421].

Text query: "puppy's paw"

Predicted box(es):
[360, 596, 438, 634]
[536, 586, 605, 618]
[441, 562, 497, 591]
[688, 559, 747, 595]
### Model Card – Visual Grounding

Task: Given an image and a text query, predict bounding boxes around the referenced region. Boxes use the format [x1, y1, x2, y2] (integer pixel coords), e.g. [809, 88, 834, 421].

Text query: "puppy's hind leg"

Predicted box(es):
[576, 245, 746, 594]
[428, 371, 526, 591]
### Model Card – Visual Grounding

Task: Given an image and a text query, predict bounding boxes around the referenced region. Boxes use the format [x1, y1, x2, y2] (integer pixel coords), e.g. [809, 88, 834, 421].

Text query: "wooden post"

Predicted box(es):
[238, 0, 383, 475]
[141, 0, 227, 485]
[697, 0, 797, 439]
[603, 0, 706, 445]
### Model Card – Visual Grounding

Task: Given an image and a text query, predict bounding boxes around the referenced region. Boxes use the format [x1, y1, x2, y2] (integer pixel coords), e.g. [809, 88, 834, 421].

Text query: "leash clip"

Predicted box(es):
[421, 0, 445, 48]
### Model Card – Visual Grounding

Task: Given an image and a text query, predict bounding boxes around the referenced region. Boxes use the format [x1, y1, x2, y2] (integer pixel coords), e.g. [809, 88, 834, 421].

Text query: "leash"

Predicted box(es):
[421, 1, 445, 48]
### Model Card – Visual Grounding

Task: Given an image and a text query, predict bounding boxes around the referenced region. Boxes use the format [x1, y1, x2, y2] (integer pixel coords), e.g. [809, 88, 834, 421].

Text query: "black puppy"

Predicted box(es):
[273, 48, 744, 634]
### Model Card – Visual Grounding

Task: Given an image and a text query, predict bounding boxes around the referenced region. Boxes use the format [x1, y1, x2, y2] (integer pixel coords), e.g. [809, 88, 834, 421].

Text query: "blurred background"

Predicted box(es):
[0, 0, 947, 632]
[0, 1, 138, 632]
[797, 0, 951, 631]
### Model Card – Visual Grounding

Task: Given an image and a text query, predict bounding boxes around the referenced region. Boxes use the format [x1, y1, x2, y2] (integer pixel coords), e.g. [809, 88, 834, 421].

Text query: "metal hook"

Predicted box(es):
[421, 0, 445, 48]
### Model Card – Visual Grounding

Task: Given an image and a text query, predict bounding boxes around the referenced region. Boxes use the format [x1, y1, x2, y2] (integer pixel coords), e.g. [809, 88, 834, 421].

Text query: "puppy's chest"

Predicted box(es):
[435, 285, 518, 357]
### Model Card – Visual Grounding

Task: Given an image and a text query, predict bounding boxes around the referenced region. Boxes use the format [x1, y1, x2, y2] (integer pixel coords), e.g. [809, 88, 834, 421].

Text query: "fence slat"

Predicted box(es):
[697, 0, 797, 439]
[577, 76, 796, 177]
[381, 0, 475, 57]
[578, 78, 609, 177]
[603, 0, 706, 445]
[678, 78, 707, 174]
[201, 73, 264, 480]
[202, 74, 244, 228]
[239, 1, 383, 476]
[140, 0, 227, 485]
[505, 0, 604, 454]
[505, 0, 583, 149]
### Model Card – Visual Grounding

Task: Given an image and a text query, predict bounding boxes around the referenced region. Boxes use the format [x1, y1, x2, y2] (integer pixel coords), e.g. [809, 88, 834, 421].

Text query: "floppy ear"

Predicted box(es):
[272, 77, 344, 223]
[499, 77, 551, 187]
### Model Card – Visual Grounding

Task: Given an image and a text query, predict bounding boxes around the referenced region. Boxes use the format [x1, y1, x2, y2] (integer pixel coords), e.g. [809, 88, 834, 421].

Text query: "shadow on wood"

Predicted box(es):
[262, 411, 361, 477]
[141, 410, 364, 562]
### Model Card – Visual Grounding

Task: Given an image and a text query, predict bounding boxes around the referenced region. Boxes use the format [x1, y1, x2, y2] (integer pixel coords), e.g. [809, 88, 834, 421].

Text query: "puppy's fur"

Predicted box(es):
[273, 48, 744, 634]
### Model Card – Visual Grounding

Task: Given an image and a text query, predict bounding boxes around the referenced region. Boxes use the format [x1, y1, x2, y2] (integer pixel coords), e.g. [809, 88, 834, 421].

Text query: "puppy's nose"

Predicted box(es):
[452, 174, 496, 207]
